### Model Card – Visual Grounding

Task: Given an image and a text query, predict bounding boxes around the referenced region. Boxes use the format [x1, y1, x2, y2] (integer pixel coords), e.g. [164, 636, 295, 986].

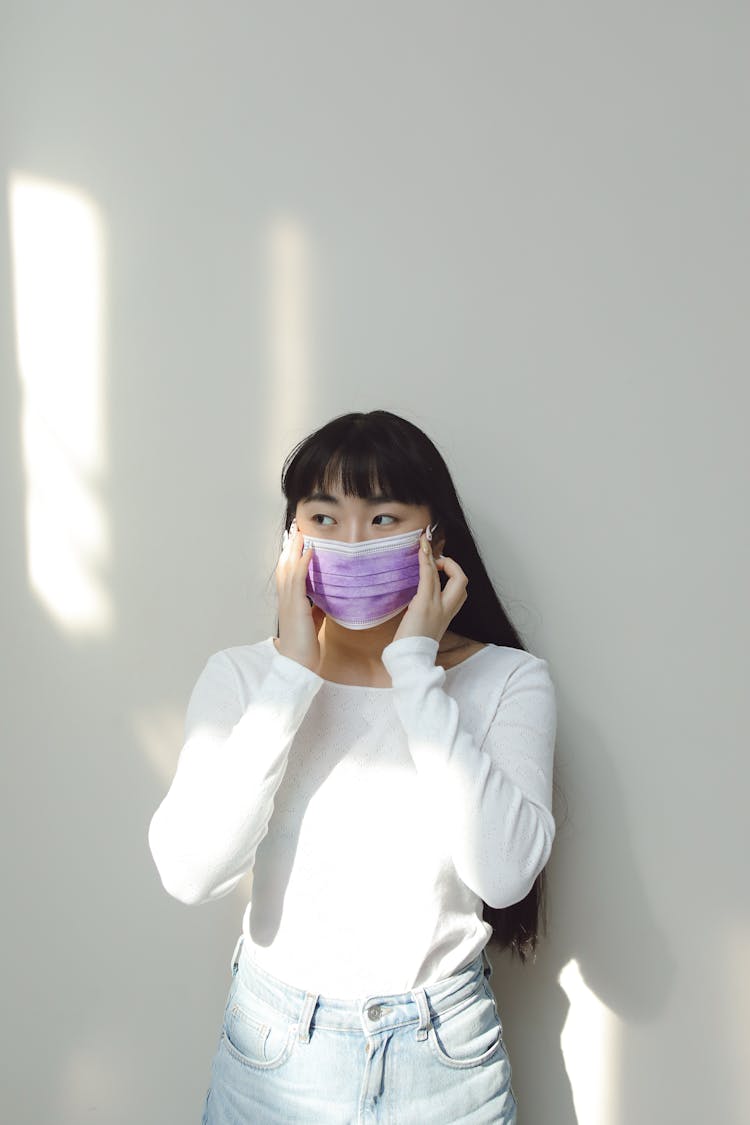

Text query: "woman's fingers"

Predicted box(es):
[418, 533, 441, 589]
[275, 522, 320, 672]
[434, 554, 465, 580]
[435, 553, 468, 614]
[419, 537, 467, 612]
[295, 537, 313, 575]
[278, 525, 311, 575]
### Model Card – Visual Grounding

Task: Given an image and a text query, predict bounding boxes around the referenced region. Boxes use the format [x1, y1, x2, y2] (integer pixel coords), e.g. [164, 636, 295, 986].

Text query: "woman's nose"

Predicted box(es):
[342, 521, 373, 543]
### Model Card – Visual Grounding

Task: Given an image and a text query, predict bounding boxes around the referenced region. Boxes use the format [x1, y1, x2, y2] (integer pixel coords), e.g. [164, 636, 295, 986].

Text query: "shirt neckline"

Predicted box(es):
[265, 636, 493, 691]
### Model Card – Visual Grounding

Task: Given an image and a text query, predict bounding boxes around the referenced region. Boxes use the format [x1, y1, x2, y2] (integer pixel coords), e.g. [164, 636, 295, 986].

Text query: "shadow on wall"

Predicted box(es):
[488, 702, 676, 1125]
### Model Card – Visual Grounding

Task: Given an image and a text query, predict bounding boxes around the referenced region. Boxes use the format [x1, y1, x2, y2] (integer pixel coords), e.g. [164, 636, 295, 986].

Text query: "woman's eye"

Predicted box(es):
[372, 514, 396, 526]
[311, 514, 335, 526]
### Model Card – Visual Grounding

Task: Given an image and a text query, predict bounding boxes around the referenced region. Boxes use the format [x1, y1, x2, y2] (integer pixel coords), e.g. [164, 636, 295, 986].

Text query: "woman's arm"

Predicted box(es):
[148, 648, 323, 905]
[381, 636, 557, 909]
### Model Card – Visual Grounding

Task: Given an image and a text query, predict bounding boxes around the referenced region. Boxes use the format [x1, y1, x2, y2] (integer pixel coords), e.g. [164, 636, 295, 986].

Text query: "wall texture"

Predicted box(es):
[1, 3, 747, 1123]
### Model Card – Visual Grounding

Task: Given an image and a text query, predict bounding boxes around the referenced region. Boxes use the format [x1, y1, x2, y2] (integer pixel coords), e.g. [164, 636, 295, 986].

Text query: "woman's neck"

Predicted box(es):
[317, 614, 405, 685]
[314, 616, 472, 687]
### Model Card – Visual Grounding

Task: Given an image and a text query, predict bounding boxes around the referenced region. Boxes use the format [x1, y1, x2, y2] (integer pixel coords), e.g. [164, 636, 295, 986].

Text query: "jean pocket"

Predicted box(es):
[428, 982, 506, 1070]
[221, 989, 297, 1071]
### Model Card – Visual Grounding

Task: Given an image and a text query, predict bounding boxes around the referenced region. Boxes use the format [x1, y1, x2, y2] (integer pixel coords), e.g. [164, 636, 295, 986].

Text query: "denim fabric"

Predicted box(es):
[201, 935, 517, 1124]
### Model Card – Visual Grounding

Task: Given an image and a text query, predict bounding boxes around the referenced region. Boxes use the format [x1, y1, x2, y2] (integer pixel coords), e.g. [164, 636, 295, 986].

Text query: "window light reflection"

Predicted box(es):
[8, 172, 112, 636]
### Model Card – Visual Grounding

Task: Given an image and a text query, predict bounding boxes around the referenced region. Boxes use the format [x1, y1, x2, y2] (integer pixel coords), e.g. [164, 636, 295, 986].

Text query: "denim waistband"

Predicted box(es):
[228, 935, 494, 1044]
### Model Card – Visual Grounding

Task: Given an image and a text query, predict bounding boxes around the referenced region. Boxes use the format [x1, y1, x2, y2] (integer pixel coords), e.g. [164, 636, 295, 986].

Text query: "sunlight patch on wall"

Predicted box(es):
[262, 214, 314, 495]
[724, 925, 750, 1124]
[8, 172, 113, 637]
[559, 957, 620, 1125]
[132, 703, 185, 785]
[59, 1040, 130, 1120]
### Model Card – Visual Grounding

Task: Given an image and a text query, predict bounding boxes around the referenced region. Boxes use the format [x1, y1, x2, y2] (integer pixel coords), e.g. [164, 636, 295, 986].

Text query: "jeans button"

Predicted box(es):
[367, 1004, 383, 1020]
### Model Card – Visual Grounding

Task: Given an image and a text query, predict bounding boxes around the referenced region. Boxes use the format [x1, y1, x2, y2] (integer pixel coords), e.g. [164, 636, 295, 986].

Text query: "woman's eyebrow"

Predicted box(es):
[300, 491, 401, 505]
[301, 490, 339, 504]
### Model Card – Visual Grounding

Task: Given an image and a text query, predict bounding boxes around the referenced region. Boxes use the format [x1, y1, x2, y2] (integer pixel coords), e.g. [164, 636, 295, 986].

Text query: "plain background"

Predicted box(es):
[1, 3, 748, 1123]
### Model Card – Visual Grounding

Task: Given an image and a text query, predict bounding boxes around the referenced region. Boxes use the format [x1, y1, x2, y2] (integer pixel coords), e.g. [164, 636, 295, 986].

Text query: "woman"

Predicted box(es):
[148, 410, 557, 1124]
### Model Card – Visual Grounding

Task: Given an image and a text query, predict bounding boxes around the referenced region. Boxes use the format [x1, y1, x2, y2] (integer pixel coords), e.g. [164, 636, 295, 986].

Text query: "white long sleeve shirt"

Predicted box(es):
[148, 635, 557, 998]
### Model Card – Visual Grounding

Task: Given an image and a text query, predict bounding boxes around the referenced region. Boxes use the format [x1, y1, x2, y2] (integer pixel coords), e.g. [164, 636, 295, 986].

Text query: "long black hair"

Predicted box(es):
[280, 410, 549, 962]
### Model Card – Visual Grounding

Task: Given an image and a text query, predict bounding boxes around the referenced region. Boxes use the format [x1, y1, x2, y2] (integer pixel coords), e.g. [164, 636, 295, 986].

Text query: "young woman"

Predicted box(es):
[148, 410, 557, 1124]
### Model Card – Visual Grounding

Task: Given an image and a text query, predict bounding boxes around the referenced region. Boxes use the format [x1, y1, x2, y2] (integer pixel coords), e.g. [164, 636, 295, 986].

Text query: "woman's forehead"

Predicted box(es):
[298, 487, 425, 509]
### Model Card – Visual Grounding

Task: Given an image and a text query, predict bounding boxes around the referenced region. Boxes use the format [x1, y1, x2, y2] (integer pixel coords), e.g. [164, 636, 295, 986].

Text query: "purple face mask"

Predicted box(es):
[302, 524, 437, 630]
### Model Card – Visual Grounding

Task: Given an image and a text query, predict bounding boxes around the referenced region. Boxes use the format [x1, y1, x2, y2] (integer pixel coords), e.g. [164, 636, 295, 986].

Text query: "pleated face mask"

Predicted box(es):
[302, 523, 437, 630]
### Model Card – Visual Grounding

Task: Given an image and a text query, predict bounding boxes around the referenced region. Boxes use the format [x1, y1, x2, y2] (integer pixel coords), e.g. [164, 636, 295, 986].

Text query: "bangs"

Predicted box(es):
[282, 420, 432, 508]
[317, 446, 428, 504]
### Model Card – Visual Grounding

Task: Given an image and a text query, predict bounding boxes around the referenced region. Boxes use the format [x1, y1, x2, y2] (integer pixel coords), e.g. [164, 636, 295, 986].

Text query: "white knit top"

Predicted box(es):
[148, 635, 557, 998]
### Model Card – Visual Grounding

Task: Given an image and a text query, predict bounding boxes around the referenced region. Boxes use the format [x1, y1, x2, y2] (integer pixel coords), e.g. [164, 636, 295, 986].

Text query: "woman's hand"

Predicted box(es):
[275, 520, 324, 673]
[393, 533, 468, 644]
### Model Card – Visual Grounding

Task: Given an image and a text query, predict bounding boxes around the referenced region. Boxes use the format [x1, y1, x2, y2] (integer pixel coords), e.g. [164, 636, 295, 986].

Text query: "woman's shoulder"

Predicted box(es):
[436, 636, 554, 738]
[199, 637, 276, 687]
[435, 632, 487, 670]
[439, 633, 553, 692]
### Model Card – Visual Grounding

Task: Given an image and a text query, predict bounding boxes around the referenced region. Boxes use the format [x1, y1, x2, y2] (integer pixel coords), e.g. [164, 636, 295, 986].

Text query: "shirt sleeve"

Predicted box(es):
[381, 635, 557, 909]
[148, 647, 324, 905]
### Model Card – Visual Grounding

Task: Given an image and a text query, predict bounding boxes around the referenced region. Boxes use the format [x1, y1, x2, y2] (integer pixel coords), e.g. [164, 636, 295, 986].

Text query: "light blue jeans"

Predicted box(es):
[201, 934, 517, 1124]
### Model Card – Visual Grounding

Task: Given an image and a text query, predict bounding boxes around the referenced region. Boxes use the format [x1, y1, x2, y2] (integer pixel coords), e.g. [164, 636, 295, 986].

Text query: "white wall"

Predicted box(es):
[2, 4, 747, 1123]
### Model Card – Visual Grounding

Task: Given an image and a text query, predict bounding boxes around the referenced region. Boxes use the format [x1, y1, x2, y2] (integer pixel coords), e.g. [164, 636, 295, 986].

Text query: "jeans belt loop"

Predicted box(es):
[297, 991, 319, 1044]
[229, 933, 244, 977]
[411, 986, 432, 1042]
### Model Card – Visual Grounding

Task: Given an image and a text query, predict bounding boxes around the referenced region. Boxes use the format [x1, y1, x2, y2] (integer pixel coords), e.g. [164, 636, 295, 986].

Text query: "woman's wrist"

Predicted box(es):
[382, 635, 440, 668]
[272, 638, 324, 682]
